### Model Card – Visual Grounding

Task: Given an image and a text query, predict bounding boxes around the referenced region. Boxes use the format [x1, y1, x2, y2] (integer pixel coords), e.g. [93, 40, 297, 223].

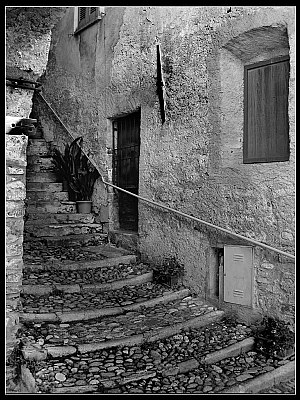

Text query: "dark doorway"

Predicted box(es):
[112, 111, 140, 231]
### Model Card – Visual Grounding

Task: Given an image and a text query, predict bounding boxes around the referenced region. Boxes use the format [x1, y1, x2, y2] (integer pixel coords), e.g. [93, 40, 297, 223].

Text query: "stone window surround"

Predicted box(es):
[218, 24, 290, 169]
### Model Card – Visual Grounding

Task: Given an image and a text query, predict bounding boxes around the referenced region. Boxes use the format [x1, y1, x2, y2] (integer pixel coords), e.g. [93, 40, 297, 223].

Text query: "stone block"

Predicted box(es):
[6, 134, 28, 164]
[6, 270, 23, 284]
[6, 235, 23, 257]
[178, 358, 199, 373]
[6, 256, 23, 270]
[6, 218, 24, 236]
[6, 180, 26, 201]
[6, 201, 25, 218]
[22, 344, 48, 361]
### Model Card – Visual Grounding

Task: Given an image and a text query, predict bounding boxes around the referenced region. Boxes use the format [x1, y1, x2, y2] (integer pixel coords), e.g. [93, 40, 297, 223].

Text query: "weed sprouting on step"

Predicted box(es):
[252, 316, 295, 359]
[152, 256, 184, 288]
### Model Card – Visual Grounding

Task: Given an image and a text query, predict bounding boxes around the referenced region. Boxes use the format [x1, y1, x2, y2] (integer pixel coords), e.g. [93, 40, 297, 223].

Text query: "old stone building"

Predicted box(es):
[6, 6, 295, 368]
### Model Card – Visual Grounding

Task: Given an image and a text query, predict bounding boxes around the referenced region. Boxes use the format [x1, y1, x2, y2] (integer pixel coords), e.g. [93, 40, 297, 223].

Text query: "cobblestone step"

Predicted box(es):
[26, 171, 59, 183]
[26, 139, 49, 156]
[27, 156, 54, 172]
[24, 232, 109, 248]
[25, 223, 104, 237]
[22, 270, 152, 295]
[26, 182, 63, 192]
[20, 288, 191, 323]
[26, 191, 68, 202]
[19, 298, 223, 358]
[26, 201, 77, 214]
[22, 242, 135, 270]
[17, 316, 259, 393]
[25, 212, 95, 224]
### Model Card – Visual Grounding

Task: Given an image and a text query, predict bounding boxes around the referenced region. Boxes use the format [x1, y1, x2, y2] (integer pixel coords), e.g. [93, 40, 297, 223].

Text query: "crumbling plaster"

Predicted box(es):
[35, 6, 295, 324]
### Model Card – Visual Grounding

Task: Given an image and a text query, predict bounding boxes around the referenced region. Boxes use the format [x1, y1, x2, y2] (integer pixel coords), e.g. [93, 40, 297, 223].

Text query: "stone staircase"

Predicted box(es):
[11, 137, 294, 394]
[24, 138, 107, 248]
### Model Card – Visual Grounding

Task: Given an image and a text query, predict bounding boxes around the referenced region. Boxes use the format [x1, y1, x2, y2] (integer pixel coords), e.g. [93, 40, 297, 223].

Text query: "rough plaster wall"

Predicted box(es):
[38, 6, 295, 324]
[6, 6, 67, 117]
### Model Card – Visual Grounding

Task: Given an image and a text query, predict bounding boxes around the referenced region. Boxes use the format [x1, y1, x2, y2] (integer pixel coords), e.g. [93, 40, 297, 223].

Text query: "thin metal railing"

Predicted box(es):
[38, 92, 295, 261]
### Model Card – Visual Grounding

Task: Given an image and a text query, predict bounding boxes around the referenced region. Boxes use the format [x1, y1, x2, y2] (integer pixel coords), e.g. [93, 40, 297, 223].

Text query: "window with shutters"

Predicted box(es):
[74, 7, 104, 35]
[244, 56, 290, 163]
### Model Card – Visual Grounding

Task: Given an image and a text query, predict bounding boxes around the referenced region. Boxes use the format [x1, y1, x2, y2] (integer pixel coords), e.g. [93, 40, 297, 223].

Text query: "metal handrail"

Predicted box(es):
[38, 92, 295, 261]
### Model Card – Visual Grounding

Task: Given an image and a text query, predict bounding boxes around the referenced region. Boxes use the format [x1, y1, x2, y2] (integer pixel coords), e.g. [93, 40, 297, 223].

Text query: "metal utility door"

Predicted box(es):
[112, 111, 140, 231]
[224, 246, 253, 306]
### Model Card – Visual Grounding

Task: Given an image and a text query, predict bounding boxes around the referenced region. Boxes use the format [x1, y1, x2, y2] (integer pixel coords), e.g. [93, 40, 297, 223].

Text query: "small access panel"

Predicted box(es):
[112, 111, 141, 232]
[223, 245, 253, 307]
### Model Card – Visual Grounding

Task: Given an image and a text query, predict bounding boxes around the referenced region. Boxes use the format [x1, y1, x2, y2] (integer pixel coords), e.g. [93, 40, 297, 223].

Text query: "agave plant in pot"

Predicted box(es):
[51, 136, 100, 213]
[71, 149, 100, 214]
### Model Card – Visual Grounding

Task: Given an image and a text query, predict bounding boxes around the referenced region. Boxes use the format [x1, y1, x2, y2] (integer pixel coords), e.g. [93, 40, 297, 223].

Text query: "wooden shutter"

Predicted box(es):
[244, 56, 290, 163]
[76, 7, 101, 33]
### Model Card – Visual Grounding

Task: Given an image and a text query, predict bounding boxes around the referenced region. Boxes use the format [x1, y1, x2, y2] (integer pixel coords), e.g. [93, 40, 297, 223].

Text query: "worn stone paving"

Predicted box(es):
[22, 262, 152, 285]
[19, 317, 295, 394]
[20, 318, 251, 393]
[18, 296, 217, 346]
[21, 282, 178, 313]
[18, 243, 294, 394]
[23, 241, 112, 264]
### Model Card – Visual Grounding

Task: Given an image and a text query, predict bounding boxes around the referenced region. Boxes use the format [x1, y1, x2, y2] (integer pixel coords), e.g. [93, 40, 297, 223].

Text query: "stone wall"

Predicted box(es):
[6, 134, 28, 364]
[35, 6, 295, 326]
[5, 7, 68, 387]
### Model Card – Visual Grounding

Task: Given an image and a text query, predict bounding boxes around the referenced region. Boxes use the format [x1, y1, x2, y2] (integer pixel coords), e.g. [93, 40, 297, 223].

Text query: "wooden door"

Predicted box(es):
[112, 111, 140, 231]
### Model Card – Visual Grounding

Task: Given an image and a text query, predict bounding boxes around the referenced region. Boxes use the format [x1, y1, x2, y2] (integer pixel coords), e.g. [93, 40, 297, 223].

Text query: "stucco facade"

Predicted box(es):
[32, 6, 295, 325]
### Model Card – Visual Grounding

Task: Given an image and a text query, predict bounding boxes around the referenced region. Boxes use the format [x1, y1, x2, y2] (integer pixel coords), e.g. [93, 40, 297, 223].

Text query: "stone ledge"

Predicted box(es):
[203, 337, 255, 364]
[220, 360, 295, 393]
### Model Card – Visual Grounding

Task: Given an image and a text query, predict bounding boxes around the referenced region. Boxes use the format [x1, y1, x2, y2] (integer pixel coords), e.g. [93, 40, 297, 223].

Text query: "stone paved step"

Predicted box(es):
[25, 223, 104, 237]
[22, 262, 147, 288]
[26, 182, 63, 192]
[26, 171, 59, 183]
[26, 191, 68, 202]
[26, 201, 77, 214]
[22, 271, 152, 295]
[26, 139, 49, 156]
[24, 232, 108, 247]
[27, 156, 54, 173]
[25, 212, 95, 225]
[23, 242, 134, 269]
[18, 317, 258, 393]
[20, 287, 190, 322]
[19, 298, 223, 357]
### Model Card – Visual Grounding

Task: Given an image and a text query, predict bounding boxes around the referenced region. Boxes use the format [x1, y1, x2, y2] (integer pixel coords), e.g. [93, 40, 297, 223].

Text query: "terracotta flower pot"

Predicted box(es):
[76, 201, 92, 214]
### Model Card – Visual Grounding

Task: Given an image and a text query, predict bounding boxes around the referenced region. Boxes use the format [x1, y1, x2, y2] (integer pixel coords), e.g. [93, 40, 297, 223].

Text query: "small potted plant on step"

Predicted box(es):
[50, 137, 82, 198]
[253, 316, 295, 359]
[51, 136, 100, 213]
[152, 256, 184, 288]
[69, 137, 100, 214]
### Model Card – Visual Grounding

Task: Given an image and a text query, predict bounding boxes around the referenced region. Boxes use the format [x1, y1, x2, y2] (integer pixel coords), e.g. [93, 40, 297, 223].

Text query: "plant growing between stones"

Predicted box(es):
[152, 256, 184, 288]
[253, 316, 295, 359]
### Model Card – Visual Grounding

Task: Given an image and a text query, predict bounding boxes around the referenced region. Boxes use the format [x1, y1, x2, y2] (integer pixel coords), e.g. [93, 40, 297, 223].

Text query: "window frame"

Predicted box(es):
[243, 55, 290, 164]
[74, 7, 104, 35]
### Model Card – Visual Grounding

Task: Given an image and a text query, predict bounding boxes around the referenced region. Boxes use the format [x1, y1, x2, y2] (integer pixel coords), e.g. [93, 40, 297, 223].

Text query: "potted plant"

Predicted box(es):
[51, 137, 99, 213]
[71, 151, 100, 214]
[152, 256, 184, 287]
[50, 137, 82, 200]
[253, 316, 295, 359]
